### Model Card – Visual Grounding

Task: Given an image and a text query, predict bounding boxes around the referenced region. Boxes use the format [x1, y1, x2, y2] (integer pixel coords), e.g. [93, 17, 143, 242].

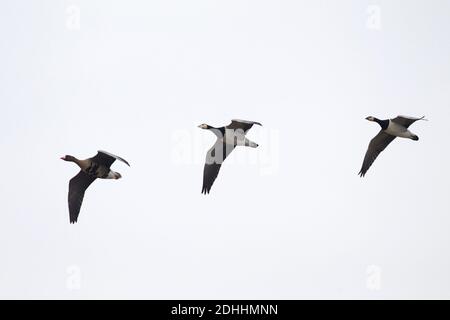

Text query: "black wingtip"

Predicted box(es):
[201, 186, 210, 195]
[70, 213, 78, 224]
[121, 159, 131, 167]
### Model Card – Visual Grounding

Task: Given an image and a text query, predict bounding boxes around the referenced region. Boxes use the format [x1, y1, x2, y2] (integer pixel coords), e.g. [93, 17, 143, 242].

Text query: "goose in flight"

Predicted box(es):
[359, 115, 426, 177]
[61, 150, 130, 223]
[198, 119, 262, 194]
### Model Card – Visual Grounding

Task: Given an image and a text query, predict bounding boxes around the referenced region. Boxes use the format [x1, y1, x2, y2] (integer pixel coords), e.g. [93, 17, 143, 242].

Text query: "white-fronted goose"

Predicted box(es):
[198, 119, 262, 194]
[61, 150, 130, 223]
[359, 115, 426, 177]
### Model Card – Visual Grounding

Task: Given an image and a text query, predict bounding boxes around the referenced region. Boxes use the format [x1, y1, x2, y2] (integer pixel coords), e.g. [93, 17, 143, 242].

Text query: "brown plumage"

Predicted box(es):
[198, 119, 262, 194]
[359, 115, 426, 177]
[61, 150, 130, 223]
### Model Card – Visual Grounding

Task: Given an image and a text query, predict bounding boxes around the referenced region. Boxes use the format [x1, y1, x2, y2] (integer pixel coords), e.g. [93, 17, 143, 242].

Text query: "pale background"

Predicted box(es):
[0, 0, 449, 299]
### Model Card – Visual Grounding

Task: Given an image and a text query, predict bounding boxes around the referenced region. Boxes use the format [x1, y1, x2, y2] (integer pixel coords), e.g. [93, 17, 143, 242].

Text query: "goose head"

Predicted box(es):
[60, 155, 77, 162]
[365, 116, 376, 122]
[198, 124, 212, 130]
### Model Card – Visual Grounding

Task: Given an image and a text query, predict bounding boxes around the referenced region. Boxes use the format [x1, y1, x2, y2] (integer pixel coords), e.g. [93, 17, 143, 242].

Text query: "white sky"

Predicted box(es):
[1, 0, 450, 299]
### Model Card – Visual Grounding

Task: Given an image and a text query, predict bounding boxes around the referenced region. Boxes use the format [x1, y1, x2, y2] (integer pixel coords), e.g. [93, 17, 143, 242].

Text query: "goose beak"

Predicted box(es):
[60, 156, 65, 160]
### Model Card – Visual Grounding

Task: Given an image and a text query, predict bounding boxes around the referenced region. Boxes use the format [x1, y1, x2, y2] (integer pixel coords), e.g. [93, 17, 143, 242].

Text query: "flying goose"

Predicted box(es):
[359, 115, 426, 177]
[198, 119, 262, 194]
[61, 150, 130, 223]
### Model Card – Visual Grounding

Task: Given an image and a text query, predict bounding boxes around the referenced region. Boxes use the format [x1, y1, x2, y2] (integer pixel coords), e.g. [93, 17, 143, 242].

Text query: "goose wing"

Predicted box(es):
[202, 140, 236, 194]
[359, 131, 396, 177]
[391, 115, 425, 128]
[68, 171, 96, 223]
[91, 150, 130, 168]
[227, 119, 262, 133]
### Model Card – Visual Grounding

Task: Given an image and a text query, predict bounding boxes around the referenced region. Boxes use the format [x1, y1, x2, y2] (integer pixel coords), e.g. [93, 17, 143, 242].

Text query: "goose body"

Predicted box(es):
[61, 150, 130, 223]
[359, 115, 425, 177]
[198, 119, 262, 194]
[384, 120, 418, 140]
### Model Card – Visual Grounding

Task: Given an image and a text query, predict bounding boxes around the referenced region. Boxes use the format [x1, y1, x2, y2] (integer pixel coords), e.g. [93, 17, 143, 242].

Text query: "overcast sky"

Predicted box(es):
[1, 0, 450, 299]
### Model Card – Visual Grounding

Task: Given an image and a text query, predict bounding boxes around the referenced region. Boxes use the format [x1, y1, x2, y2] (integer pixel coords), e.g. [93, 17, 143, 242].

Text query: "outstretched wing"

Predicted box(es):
[202, 141, 235, 194]
[359, 131, 397, 177]
[91, 150, 130, 168]
[391, 115, 426, 129]
[227, 119, 262, 133]
[68, 171, 96, 223]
